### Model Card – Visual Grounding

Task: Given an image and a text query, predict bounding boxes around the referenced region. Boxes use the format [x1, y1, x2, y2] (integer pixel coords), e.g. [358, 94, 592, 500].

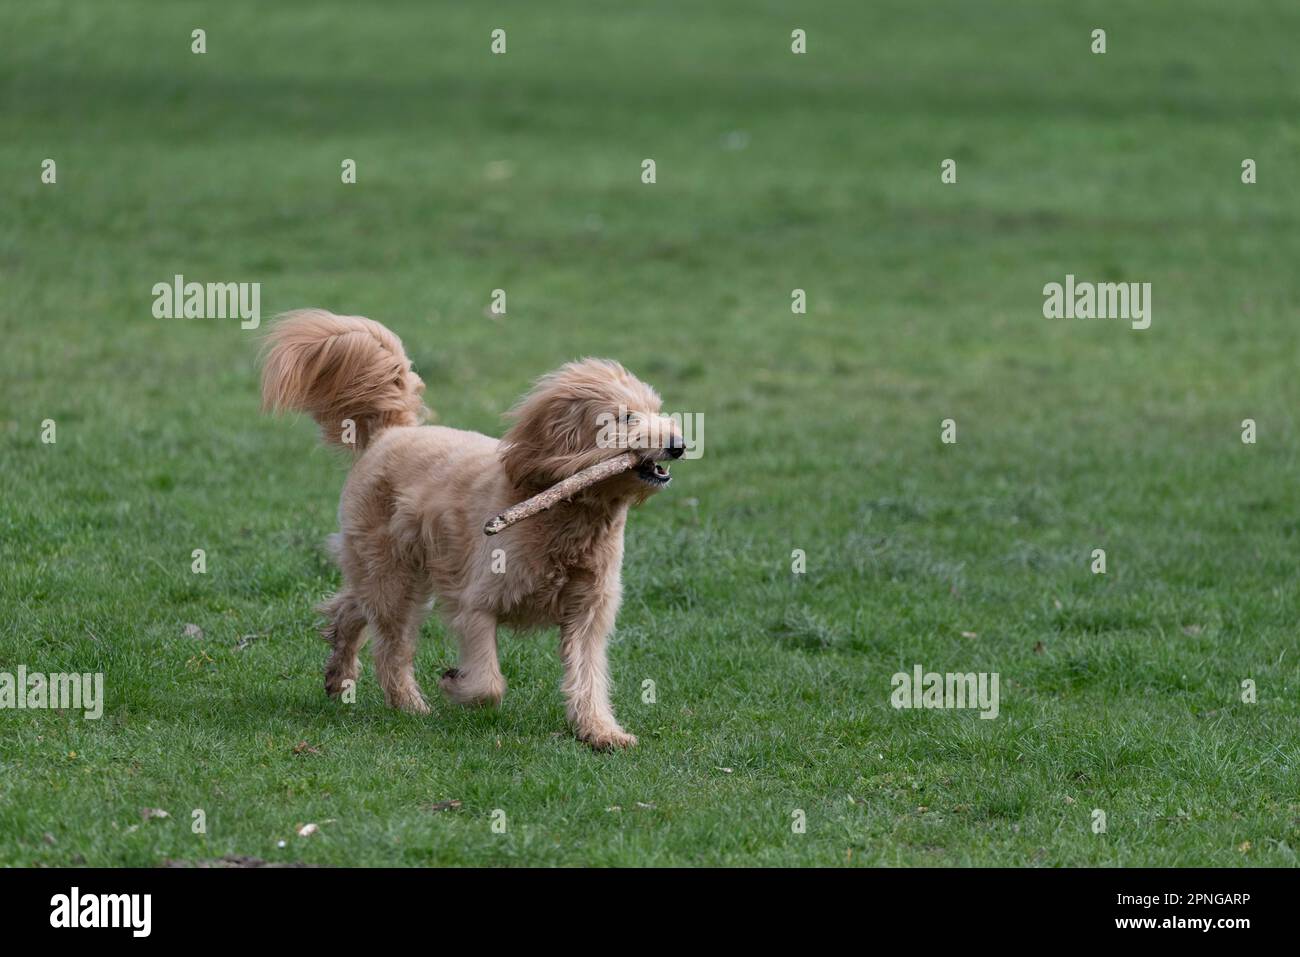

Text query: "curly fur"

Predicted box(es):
[260, 309, 683, 749]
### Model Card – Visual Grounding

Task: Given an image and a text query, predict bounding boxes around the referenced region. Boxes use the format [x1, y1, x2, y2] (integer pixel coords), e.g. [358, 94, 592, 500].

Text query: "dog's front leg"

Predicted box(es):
[439, 609, 506, 707]
[559, 595, 636, 750]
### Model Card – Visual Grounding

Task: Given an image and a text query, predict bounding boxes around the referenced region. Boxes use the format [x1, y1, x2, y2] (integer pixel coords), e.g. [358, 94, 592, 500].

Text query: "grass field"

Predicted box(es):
[2, 0, 1299, 866]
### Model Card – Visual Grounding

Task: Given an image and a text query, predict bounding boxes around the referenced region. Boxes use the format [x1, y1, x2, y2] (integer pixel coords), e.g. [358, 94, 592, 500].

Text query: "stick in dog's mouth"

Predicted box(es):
[484, 451, 650, 536]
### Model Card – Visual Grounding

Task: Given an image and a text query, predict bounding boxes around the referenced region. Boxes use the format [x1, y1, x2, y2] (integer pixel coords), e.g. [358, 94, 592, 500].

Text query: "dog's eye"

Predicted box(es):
[619, 411, 636, 425]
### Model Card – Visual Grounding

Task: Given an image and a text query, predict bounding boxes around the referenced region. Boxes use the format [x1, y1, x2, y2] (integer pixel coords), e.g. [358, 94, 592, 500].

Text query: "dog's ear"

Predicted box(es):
[499, 373, 586, 490]
[498, 432, 545, 491]
[499, 359, 650, 492]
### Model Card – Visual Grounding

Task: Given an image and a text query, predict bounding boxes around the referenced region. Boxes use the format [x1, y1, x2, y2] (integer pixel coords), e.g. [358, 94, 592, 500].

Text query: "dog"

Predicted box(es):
[260, 309, 683, 749]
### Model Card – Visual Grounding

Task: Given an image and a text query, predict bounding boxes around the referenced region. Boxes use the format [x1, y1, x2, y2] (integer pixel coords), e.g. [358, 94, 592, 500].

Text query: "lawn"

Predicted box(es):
[1, 0, 1298, 866]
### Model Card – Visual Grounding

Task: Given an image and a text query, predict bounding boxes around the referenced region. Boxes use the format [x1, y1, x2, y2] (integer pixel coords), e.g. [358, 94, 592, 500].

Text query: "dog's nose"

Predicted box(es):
[666, 435, 685, 458]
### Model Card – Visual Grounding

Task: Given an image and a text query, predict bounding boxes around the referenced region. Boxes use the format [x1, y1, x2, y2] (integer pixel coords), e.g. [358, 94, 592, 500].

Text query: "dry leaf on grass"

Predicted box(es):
[423, 800, 462, 813]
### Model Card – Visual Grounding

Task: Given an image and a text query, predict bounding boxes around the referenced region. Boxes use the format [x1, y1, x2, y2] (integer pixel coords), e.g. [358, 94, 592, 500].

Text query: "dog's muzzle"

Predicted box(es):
[635, 459, 672, 485]
[635, 436, 683, 486]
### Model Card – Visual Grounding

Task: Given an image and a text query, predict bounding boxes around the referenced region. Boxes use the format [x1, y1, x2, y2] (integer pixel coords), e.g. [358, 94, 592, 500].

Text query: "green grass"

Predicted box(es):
[2, 0, 1299, 866]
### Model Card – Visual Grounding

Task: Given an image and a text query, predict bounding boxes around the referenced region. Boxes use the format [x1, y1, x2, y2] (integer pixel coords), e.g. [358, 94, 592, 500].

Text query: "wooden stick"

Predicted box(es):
[484, 452, 640, 535]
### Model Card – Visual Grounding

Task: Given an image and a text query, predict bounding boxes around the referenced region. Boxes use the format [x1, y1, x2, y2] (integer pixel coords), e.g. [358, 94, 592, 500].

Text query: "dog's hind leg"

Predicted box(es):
[320, 590, 368, 699]
[438, 609, 506, 708]
[367, 585, 432, 716]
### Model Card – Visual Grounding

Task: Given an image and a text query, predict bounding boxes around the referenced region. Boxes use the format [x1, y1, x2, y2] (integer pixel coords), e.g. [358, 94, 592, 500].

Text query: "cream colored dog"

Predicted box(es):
[261, 310, 683, 749]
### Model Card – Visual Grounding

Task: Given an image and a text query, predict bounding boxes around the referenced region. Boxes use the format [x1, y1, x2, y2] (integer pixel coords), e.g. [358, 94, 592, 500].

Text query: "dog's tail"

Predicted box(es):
[260, 309, 427, 450]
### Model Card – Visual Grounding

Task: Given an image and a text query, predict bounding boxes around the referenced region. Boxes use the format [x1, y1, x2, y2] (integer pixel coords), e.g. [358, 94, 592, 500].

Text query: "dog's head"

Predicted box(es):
[500, 358, 684, 500]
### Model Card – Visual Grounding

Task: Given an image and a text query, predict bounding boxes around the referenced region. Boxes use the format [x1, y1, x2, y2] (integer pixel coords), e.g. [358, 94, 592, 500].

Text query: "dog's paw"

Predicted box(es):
[324, 666, 357, 699]
[439, 668, 505, 708]
[395, 694, 432, 716]
[384, 685, 431, 715]
[578, 726, 638, 751]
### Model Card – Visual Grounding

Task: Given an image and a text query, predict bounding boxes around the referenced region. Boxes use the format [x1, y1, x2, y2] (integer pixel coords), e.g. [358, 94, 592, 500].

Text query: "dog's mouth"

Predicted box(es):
[634, 459, 672, 486]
